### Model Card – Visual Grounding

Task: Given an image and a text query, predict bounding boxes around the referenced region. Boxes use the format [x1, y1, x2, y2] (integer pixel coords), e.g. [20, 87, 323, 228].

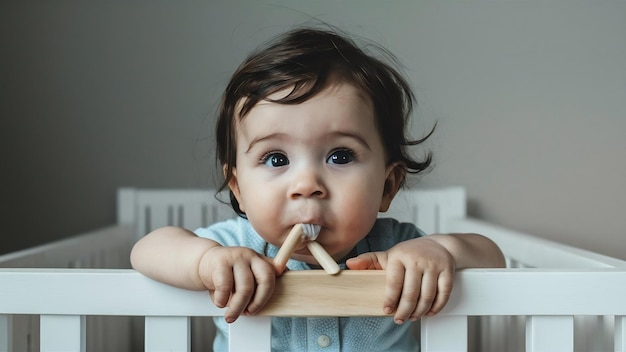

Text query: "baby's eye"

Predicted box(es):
[262, 152, 289, 167]
[327, 149, 355, 165]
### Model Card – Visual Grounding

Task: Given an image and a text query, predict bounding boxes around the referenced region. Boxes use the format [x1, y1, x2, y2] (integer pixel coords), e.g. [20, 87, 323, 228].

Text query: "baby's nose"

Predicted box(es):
[288, 168, 327, 199]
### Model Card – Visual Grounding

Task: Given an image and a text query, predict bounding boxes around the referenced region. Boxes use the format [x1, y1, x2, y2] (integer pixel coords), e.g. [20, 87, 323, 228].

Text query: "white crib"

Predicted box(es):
[1, 186, 625, 352]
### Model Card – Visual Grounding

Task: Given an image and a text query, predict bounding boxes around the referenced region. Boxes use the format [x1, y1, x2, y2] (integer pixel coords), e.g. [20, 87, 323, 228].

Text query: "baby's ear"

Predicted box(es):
[379, 164, 404, 212]
[224, 165, 244, 212]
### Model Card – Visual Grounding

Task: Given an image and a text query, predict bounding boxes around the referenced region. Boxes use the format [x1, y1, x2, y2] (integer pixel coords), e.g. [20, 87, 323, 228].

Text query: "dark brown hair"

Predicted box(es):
[216, 27, 433, 216]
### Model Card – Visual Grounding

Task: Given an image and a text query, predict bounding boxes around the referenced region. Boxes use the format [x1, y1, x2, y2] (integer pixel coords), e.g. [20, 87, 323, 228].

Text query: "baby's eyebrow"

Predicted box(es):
[331, 131, 372, 151]
[244, 131, 372, 153]
[245, 133, 289, 153]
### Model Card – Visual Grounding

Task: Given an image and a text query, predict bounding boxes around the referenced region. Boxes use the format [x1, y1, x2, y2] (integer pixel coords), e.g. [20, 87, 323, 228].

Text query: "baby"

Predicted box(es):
[131, 26, 505, 351]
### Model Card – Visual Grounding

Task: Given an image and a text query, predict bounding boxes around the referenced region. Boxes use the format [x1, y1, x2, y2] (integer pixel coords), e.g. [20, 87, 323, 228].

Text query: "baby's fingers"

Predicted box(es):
[383, 261, 410, 320]
[223, 262, 260, 323]
[345, 252, 386, 270]
[244, 259, 276, 315]
[407, 271, 437, 320]
[209, 266, 234, 309]
[426, 271, 454, 316]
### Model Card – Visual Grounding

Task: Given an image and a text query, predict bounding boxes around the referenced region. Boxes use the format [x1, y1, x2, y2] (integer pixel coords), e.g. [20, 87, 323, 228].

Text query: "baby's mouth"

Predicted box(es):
[294, 241, 310, 251]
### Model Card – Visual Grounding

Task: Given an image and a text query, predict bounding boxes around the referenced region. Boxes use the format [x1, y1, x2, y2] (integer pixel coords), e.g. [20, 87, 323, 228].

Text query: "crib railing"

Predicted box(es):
[0, 225, 132, 269]
[447, 218, 626, 269]
[1, 268, 625, 352]
[3, 186, 626, 351]
[0, 226, 136, 352]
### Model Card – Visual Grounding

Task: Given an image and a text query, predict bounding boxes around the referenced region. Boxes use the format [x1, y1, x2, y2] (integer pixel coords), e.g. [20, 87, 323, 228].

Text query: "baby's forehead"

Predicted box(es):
[235, 80, 373, 121]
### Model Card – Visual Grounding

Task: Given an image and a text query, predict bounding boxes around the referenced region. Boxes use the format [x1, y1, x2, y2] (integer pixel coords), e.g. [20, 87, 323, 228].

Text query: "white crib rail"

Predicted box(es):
[0, 225, 133, 269]
[0, 225, 136, 352]
[4, 186, 626, 351]
[446, 218, 626, 269]
[1, 268, 626, 352]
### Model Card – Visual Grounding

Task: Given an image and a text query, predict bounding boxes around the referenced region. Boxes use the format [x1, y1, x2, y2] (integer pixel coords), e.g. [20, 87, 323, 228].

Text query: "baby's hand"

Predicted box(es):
[345, 238, 455, 324]
[198, 246, 276, 323]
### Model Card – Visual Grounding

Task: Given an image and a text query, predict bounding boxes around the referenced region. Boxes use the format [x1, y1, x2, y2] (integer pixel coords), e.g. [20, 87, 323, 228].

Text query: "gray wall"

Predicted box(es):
[2, 1, 625, 260]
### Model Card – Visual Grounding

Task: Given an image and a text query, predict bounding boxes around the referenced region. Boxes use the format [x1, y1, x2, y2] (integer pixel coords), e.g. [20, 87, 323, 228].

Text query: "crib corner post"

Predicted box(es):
[0, 314, 11, 352]
[616, 315, 626, 352]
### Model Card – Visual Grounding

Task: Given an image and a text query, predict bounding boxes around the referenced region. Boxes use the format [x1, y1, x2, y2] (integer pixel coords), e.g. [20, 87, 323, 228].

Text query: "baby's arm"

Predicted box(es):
[130, 226, 276, 323]
[346, 233, 504, 324]
[424, 233, 505, 270]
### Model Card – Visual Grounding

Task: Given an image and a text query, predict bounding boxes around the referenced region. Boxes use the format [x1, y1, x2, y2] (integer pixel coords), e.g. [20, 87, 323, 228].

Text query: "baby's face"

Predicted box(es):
[228, 82, 399, 264]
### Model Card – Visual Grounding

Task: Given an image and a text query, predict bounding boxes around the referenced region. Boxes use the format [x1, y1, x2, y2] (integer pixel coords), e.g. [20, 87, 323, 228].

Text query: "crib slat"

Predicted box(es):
[208, 202, 236, 224]
[420, 315, 468, 351]
[526, 315, 573, 352]
[40, 315, 86, 352]
[229, 316, 271, 352]
[416, 204, 437, 234]
[387, 187, 466, 235]
[150, 204, 172, 229]
[573, 315, 613, 352]
[145, 316, 190, 352]
[435, 187, 466, 233]
[617, 315, 626, 352]
[180, 202, 203, 229]
[0, 314, 10, 352]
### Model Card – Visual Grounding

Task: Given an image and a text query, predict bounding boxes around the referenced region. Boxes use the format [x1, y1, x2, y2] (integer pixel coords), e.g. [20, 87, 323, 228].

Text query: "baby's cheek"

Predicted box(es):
[342, 207, 378, 238]
[246, 208, 283, 243]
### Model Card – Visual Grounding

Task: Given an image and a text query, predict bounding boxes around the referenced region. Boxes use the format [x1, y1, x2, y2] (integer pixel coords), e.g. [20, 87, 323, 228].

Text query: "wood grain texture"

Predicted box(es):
[258, 270, 390, 317]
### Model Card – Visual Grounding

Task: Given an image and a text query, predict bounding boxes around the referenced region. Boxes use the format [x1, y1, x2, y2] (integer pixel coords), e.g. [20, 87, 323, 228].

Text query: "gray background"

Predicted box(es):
[2, 1, 625, 260]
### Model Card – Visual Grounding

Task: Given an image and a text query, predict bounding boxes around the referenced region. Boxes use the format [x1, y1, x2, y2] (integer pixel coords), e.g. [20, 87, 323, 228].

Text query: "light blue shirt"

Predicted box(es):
[195, 217, 425, 352]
